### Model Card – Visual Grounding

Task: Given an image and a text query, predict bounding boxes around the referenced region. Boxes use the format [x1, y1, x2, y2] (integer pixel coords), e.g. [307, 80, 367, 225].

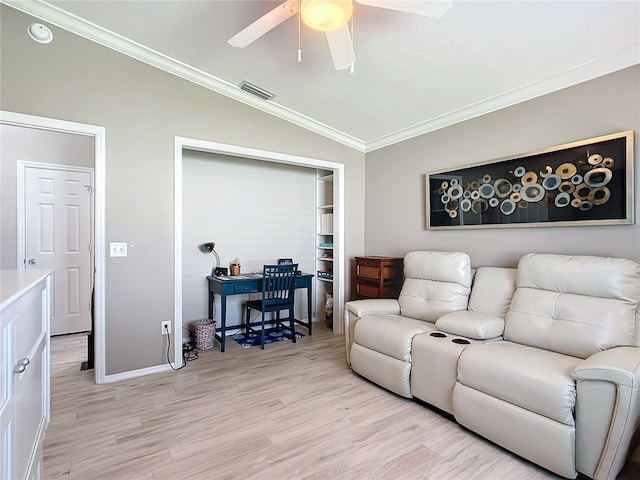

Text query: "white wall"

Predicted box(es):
[364, 66, 640, 267]
[181, 150, 316, 340]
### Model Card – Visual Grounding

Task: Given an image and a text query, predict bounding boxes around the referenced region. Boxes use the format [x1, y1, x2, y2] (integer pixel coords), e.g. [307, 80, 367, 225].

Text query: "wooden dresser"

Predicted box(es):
[354, 256, 403, 299]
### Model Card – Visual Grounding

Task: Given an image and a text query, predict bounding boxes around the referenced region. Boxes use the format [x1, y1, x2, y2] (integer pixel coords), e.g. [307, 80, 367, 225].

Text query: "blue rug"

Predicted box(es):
[231, 327, 304, 348]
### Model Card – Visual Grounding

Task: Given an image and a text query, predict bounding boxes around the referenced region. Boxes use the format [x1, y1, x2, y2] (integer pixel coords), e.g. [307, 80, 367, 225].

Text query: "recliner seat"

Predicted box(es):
[344, 251, 640, 480]
[453, 253, 640, 480]
[348, 250, 472, 397]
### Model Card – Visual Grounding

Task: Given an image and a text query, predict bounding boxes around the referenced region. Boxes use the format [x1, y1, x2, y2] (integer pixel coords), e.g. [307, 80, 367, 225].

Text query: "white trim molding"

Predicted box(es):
[4, 0, 638, 154]
[3, 0, 364, 152]
[174, 136, 346, 340]
[98, 363, 173, 384]
[365, 42, 640, 152]
[1, 110, 108, 384]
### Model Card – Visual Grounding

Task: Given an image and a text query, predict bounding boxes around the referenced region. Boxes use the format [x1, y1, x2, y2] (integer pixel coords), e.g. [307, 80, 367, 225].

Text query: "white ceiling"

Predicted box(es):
[6, 0, 640, 152]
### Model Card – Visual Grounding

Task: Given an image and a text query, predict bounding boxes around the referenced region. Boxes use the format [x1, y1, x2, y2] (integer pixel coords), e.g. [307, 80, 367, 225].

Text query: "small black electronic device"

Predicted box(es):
[278, 258, 293, 265]
[215, 267, 228, 276]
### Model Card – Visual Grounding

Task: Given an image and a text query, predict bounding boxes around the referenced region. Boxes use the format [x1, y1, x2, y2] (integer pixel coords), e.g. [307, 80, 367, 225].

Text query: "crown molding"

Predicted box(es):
[365, 42, 640, 152]
[2, 0, 367, 152]
[4, 1, 638, 155]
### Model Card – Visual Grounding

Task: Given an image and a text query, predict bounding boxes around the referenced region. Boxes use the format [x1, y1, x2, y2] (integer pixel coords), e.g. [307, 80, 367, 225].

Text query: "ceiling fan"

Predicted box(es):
[228, 0, 453, 71]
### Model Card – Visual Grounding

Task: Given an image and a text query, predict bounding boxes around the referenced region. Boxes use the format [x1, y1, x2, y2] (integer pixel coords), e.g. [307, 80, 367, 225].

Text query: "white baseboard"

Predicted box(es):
[102, 363, 174, 383]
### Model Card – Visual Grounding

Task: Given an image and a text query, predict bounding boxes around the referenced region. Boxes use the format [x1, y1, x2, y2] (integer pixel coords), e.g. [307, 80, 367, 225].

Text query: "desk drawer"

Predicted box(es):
[233, 283, 256, 294]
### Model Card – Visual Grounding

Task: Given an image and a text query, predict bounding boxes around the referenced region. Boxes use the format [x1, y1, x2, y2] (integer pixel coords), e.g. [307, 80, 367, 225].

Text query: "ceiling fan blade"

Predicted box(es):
[228, 0, 299, 48]
[355, 0, 453, 19]
[326, 25, 356, 71]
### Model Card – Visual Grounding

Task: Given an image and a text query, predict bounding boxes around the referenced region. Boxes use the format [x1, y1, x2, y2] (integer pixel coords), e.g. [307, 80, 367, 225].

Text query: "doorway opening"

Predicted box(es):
[173, 136, 345, 361]
[1, 111, 107, 383]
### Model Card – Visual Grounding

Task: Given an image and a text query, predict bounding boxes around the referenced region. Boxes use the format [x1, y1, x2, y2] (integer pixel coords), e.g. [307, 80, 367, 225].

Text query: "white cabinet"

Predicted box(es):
[1, 269, 51, 480]
[316, 171, 335, 328]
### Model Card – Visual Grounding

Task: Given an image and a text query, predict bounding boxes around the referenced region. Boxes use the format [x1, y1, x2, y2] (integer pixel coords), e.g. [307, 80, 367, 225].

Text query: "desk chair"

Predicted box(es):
[244, 264, 299, 349]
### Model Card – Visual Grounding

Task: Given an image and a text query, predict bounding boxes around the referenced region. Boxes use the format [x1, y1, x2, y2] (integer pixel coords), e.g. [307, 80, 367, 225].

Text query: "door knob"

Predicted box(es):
[28, 258, 36, 265]
[14, 357, 30, 374]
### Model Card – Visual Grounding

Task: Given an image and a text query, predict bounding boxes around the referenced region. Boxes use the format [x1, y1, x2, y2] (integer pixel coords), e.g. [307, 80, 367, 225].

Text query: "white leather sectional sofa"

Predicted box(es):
[344, 251, 640, 480]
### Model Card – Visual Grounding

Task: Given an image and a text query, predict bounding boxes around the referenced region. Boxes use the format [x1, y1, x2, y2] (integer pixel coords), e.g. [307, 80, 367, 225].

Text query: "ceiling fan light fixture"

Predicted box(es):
[301, 0, 353, 32]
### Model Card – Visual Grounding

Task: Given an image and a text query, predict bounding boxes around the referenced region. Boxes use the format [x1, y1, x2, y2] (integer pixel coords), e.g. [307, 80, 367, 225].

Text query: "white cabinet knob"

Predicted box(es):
[14, 357, 30, 374]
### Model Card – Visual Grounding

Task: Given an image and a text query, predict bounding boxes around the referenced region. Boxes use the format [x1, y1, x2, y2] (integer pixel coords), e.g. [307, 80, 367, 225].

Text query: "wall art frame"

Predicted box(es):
[426, 130, 634, 230]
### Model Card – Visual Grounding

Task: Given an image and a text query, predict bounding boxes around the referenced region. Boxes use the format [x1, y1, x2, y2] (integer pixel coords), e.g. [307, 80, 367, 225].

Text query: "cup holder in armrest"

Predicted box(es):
[452, 338, 471, 345]
[430, 332, 447, 338]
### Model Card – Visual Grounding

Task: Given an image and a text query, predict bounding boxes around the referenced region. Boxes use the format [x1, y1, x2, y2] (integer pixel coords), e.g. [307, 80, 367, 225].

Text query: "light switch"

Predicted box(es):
[110, 242, 127, 257]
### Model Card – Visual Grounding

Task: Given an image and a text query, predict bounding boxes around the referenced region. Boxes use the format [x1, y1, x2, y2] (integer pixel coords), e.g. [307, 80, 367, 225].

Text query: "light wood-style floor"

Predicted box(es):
[45, 326, 639, 480]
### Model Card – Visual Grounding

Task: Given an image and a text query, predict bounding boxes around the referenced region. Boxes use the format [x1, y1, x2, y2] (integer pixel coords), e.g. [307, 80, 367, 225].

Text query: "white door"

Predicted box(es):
[24, 167, 92, 335]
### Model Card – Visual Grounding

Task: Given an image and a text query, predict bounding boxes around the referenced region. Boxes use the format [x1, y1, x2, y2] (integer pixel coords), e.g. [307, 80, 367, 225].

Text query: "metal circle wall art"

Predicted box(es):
[427, 131, 631, 229]
[500, 199, 516, 215]
[542, 174, 561, 190]
[493, 178, 512, 197]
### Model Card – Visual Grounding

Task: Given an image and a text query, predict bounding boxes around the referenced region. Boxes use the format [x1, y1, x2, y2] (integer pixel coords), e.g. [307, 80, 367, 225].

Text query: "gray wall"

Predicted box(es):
[0, 5, 365, 375]
[0, 124, 95, 269]
[365, 66, 640, 267]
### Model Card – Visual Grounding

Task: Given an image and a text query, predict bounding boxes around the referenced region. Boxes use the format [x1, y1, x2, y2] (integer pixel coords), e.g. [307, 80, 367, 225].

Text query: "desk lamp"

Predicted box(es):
[199, 242, 225, 276]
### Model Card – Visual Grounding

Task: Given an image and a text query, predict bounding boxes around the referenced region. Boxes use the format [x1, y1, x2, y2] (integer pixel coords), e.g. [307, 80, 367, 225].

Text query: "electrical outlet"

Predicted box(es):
[109, 242, 127, 257]
[161, 321, 171, 335]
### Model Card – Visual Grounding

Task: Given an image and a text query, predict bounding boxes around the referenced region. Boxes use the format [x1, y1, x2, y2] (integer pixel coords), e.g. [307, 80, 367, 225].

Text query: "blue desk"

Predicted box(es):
[207, 273, 314, 352]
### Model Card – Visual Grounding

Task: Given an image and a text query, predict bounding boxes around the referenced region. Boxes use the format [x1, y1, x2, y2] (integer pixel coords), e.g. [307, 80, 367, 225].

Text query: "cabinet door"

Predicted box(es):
[1, 320, 11, 480]
[0, 402, 10, 480]
[12, 337, 46, 480]
[9, 284, 48, 480]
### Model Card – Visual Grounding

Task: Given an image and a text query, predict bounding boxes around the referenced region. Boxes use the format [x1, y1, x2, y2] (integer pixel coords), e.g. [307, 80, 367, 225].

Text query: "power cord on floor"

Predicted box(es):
[183, 343, 199, 362]
[181, 325, 199, 361]
[164, 324, 198, 371]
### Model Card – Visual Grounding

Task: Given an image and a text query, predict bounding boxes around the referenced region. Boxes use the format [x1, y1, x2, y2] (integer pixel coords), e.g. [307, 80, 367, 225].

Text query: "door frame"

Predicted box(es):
[173, 136, 345, 358]
[1, 110, 107, 384]
[17, 162, 95, 333]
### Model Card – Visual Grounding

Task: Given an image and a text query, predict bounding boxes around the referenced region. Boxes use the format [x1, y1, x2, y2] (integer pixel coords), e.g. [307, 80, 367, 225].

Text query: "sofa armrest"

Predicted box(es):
[572, 347, 640, 480]
[435, 311, 504, 340]
[345, 299, 401, 317]
[344, 299, 400, 365]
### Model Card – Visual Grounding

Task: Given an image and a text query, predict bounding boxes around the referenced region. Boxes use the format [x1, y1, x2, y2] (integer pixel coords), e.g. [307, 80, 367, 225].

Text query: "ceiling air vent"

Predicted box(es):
[239, 80, 275, 101]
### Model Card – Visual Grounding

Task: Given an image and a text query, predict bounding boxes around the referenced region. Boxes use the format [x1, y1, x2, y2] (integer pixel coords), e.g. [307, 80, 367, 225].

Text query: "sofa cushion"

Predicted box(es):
[507, 288, 637, 359]
[516, 253, 640, 302]
[436, 311, 504, 340]
[506, 254, 640, 358]
[457, 341, 581, 426]
[353, 314, 435, 361]
[468, 267, 517, 317]
[453, 383, 577, 479]
[398, 251, 472, 322]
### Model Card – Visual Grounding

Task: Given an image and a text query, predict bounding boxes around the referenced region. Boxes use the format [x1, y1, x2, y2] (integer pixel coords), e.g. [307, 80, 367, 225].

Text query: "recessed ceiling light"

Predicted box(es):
[27, 23, 53, 44]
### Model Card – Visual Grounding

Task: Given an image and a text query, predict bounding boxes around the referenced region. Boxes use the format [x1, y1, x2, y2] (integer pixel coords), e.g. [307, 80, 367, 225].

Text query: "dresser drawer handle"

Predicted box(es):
[364, 262, 371, 266]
